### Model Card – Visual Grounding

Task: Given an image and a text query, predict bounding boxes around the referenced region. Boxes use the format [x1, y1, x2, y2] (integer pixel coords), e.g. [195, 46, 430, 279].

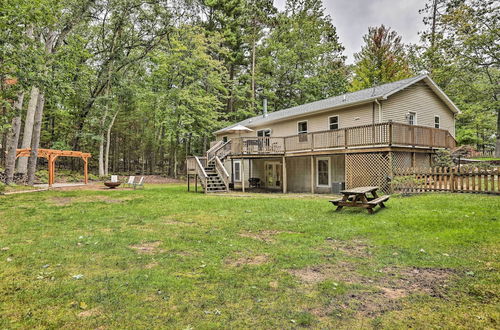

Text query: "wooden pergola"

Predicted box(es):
[16, 148, 91, 187]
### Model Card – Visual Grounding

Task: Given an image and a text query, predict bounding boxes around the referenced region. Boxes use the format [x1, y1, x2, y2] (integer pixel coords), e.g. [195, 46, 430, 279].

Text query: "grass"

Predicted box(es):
[0, 185, 498, 328]
[2, 184, 45, 194]
[471, 157, 500, 162]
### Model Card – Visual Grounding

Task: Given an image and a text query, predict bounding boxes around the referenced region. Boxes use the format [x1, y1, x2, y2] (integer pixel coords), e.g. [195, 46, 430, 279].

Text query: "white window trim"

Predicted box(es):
[316, 157, 331, 187]
[434, 115, 440, 129]
[297, 120, 308, 134]
[233, 160, 241, 182]
[328, 115, 339, 130]
[408, 112, 417, 125]
[257, 128, 272, 137]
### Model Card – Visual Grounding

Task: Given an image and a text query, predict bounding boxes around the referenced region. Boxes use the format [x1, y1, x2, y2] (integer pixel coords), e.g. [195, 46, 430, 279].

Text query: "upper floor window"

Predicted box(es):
[329, 116, 339, 130]
[298, 121, 308, 134]
[434, 116, 440, 129]
[257, 129, 271, 137]
[222, 136, 228, 143]
[407, 112, 416, 125]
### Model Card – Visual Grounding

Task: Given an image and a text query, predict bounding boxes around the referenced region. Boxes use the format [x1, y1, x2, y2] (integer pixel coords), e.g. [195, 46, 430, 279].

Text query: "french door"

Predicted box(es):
[265, 161, 282, 189]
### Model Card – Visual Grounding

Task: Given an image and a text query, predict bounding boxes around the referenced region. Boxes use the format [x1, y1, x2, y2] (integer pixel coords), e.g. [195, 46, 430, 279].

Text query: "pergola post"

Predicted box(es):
[48, 155, 53, 187]
[83, 157, 88, 184]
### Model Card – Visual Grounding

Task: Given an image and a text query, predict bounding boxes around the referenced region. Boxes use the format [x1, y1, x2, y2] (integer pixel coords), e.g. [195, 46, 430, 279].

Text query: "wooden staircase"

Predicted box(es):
[204, 159, 228, 193]
[189, 155, 230, 193]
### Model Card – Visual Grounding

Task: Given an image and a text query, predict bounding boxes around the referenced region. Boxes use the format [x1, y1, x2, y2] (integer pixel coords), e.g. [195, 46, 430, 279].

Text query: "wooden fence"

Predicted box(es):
[393, 167, 500, 195]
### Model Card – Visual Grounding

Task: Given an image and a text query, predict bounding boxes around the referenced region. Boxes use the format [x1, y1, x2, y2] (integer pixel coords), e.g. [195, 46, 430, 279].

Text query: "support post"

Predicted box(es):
[195, 174, 198, 192]
[310, 155, 314, 193]
[411, 152, 416, 169]
[282, 156, 287, 193]
[388, 151, 394, 193]
[187, 174, 190, 191]
[48, 155, 53, 187]
[83, 157, 88, 184]
[241, 158, 245, 192]
[231, 158, 234, 187]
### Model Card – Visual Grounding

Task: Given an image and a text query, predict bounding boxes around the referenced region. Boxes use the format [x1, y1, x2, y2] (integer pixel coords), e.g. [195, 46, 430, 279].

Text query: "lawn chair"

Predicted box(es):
[133, 176, 144, 190]
[110, 175, 118, 183]
[124, 176, 135, 188]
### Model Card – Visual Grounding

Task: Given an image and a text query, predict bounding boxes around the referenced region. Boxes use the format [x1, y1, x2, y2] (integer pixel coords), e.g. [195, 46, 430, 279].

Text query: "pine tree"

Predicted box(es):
[351, 25, 413, 91]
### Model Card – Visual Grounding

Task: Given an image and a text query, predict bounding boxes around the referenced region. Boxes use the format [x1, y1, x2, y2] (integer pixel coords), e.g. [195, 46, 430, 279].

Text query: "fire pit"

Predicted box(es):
[104, 181, 121, 189]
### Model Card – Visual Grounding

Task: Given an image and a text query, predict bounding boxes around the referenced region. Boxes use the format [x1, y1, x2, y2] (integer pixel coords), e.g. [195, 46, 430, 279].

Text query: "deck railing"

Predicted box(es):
[226, 122, 455, 155]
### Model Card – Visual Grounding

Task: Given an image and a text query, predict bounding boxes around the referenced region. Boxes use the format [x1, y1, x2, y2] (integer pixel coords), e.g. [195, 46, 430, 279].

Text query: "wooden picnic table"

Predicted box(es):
[329, 186, 389, 214]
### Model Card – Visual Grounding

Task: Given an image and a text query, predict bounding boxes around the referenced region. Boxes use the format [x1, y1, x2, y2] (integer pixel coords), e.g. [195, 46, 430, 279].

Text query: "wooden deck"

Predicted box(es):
[218, 122, 455, 157]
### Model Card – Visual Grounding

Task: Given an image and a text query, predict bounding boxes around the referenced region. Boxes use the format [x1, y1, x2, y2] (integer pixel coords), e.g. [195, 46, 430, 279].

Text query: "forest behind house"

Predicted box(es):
[1, 0, 498, 183]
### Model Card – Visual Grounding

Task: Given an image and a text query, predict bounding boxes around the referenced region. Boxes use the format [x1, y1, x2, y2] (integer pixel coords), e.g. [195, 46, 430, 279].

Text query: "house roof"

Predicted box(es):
[216, 74, 460, 134]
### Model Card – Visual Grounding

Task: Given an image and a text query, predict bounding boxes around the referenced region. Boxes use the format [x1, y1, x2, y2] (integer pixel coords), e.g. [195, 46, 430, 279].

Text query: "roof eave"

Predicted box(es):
[214, 97, 381, 135]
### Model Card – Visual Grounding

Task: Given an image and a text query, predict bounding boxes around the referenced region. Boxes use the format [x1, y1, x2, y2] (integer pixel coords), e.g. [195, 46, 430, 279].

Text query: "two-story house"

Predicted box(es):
[187, 75, 459, 194]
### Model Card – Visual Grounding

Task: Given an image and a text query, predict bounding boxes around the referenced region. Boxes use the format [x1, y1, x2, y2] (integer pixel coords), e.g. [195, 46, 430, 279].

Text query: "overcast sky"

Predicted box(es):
[274, 0, 426, 64]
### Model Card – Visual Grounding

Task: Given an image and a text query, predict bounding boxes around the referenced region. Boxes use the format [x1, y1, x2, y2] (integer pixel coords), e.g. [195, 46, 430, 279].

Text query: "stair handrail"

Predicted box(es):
[214, 156, 230, 191]
[194, 156, 208, 193]
[213, 139, 232, 161]
[206, 140, 223, 161]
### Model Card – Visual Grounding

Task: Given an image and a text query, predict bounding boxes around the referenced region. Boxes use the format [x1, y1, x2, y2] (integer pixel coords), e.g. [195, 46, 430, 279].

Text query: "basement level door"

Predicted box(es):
[265, 161, 282, 188]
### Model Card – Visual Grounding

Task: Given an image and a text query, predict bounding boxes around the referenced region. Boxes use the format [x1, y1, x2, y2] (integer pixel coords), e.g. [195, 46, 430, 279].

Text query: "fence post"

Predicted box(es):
[450, 167, 455, 192]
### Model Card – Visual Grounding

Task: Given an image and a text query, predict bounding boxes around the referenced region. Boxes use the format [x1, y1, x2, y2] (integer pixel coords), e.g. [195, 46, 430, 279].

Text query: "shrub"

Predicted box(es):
[0, 182, 5, 194]
[433, 149, 454, 167]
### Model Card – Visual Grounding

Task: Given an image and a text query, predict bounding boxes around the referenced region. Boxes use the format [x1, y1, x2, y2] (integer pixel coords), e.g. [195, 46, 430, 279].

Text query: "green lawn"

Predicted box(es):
[1, 185, 499, 329]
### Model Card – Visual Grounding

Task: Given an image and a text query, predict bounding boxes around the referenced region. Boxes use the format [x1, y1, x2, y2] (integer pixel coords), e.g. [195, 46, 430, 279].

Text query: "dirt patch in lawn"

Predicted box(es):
[129, 241, 165, 254]
[51, 195, 136, 206]
[239, 230, 295, 243]
[226, 254, 269, 267]
[323, 238, 373, 258]
[144, 262, 159, 269]
[51, 197, 75, 206]
[162, 217, 196, 226]
[288, 261, 364, 284]
[78, 308, 101, 318]
[292, 262, 455, 318]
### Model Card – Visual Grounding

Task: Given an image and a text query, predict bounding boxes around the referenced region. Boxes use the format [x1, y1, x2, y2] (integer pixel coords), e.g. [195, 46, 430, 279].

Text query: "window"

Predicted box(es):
[407, 112, 416, 125]
[222, 136, 228, 143]
[316, 157, 330, 187]
[257, 129, 271, 137]
[329, 116, 339, 130]
[297, 121, 308, 134]
[434, 116, 440, 129]
[233, 160, 241, 182]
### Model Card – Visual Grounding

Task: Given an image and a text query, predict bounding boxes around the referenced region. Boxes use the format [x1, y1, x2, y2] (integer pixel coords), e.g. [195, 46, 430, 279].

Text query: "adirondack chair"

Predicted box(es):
[110, 175, 118, 183]
[124, 176, 135, 188]
[133, 176, 144, 190]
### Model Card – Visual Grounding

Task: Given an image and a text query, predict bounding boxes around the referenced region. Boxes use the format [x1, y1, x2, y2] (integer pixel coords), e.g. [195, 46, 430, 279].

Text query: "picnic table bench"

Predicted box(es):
[330, 186, 389, 214]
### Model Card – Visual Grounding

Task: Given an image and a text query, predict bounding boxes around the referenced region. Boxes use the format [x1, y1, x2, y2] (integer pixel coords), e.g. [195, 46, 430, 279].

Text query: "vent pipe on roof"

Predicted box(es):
[263, 98, 268, 117]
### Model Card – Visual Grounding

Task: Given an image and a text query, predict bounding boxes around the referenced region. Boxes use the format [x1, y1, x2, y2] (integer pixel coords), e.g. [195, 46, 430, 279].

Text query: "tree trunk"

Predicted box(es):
[27, 93, 45, 185]
[104, 110, 118, 175]
[17, 86, 40, 174]
[495, 109, 500, 158]
[4, 93, 25, 184]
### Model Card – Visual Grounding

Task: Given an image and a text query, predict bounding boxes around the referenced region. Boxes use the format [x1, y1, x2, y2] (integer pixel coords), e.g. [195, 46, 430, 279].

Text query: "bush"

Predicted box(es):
[433, 149, 454, 167]
[0, 182, 5, 194]
[35, 170, 49, 184]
